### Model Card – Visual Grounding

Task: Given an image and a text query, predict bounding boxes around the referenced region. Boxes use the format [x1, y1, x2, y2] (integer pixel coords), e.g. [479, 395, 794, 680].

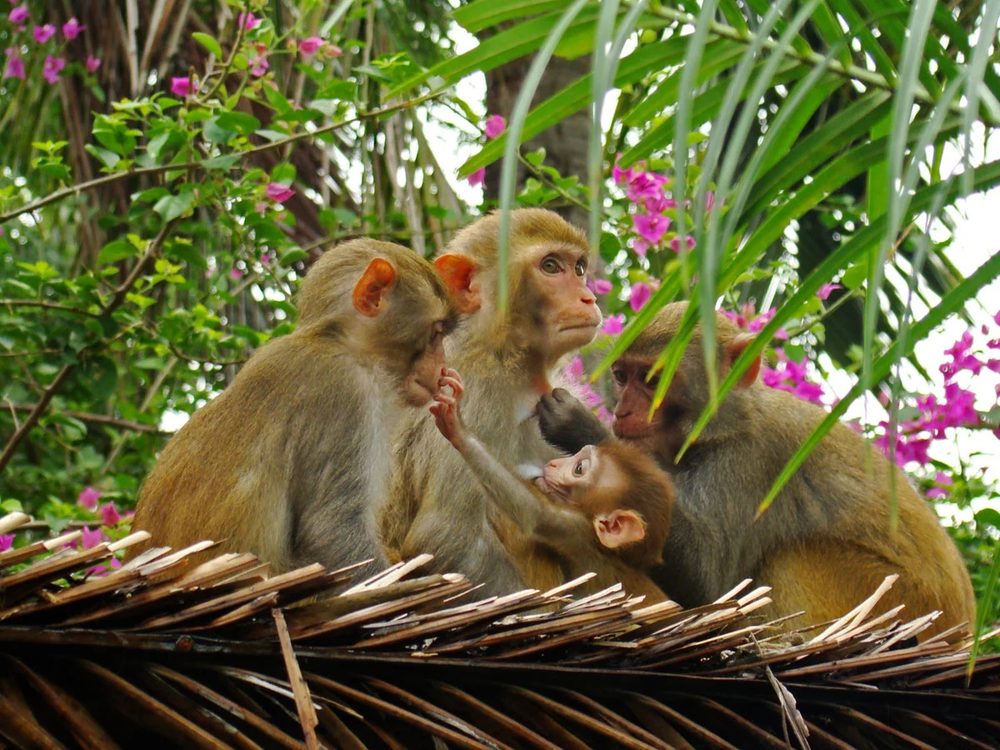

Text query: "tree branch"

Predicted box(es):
[3, 404, 170, 435]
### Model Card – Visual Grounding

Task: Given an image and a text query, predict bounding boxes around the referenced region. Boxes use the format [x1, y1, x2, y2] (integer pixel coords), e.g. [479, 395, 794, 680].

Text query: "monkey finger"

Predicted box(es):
[550, 387, 571, 402]
[439, 376, 463, 397]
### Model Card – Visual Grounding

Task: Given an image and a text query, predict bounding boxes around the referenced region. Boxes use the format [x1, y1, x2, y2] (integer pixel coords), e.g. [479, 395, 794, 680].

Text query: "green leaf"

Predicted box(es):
[215, 111, 261, 135]
[98, 239, 136, 265]
[202, 153, 241, 170]
[192, 32, 223, 59]
[153, 188, 195, 223]
[280, 249, 308, 266]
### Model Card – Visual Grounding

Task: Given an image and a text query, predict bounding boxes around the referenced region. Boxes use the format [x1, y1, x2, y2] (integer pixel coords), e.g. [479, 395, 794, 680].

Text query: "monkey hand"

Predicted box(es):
[537, 388, 612, 453]
[430, 368, 466, 449]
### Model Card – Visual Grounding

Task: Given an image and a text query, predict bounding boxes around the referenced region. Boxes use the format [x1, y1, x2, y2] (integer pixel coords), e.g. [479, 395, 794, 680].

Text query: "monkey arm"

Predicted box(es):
[537, 388, 612, 453]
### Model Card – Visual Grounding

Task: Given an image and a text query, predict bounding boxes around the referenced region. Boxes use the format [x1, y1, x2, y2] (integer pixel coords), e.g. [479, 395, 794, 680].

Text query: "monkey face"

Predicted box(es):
[400, 323, 448, 406]
[524, 245, 601, 357]
[535, 444, 624, 506]
[610, 359, 665, 440]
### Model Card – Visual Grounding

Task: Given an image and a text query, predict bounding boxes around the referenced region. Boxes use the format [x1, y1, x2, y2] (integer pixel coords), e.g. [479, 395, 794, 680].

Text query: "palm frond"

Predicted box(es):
[1, 512, 997, 748]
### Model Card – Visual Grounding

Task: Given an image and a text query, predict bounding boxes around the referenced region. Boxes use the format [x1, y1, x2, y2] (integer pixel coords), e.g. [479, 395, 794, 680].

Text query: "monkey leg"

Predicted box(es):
[757, 543, 969, 641]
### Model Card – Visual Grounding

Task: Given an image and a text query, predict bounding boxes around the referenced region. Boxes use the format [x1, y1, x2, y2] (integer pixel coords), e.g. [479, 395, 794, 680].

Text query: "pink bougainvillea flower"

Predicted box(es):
[298, 36, 324, 56]
[33, 24, 56, 43]
[631, 236, 650, 258]
[266, 182, 295, 203]
[602, 313, 625, 335]
[323, 43, 344, 59]
[85, 55, 101, 72]
[3, 48, 25, 80]
[8, 4, 28, 27]
[467, 167, 486, 187]
[230, 267, 244, 280]
[170, 75, 192, 97]
[669, 235, 696, 253]
[612, 158, 634, 185]
[99, 502, 121, 526]
[0, 533, 13, 553]
[817, 283, 842, 301]
[633, 212, 670, 245]
[260, 251, 274, 265]
[62, 17, 84, 40]
[78, 486, 101, 511]
[484, 114, 506, 140]
[626, 172, 668, 203]
[42, 55, 65, 84]
[80, 526, 106, 549]
[238, 11, 261, 31]
[564, 356, 585, 381]
[587, 278, 612, 295]
[926, 471, 953, 500]
[249, 53, 268, 76]
[704, 191, 715, 213]
[629, 282, 652, 312]
[643, 192, 677, 213]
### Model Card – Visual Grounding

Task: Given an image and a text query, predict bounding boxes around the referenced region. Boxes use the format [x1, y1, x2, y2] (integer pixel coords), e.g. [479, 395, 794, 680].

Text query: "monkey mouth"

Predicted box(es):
[613, 418, 659, 439]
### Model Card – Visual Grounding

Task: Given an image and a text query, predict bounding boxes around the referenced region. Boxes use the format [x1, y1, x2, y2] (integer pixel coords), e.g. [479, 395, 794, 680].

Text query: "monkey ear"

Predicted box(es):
[726, 333, 761, 389]
[434, 254, 481, 314]
[593, 509, 646, 549]
[352, 258, 397, 317]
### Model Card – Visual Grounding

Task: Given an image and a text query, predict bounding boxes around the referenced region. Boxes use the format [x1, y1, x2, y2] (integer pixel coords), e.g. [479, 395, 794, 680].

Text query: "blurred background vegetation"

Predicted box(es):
[0, 0, 997, 639]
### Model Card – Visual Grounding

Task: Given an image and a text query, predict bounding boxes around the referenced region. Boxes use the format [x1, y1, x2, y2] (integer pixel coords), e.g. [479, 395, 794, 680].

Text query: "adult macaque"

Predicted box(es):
[431, 368, 672, 601]
[384, 209, 602, 596]
[131, 240, 476, 575]
[539, 301, 976, 637]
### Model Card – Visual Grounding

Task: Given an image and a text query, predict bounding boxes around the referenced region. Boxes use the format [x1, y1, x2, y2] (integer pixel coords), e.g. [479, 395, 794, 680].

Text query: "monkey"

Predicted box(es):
[429, 367, 673, 601]
[537, 301, 977, 638]
[382, 208, 603, 597]
[130, 239, 477, 576]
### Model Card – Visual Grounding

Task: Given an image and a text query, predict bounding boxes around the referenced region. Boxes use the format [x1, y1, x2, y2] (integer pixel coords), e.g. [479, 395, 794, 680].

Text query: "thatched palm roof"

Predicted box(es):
[0, 512, 997, 749]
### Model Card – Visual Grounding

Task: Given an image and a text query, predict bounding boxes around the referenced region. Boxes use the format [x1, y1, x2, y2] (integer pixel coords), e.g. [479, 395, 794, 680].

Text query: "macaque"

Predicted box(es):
[131, 240, 476, 576]
[430, 368, 672, 601]
[539, 301, 977, 638]
[383, 209, 603, 596]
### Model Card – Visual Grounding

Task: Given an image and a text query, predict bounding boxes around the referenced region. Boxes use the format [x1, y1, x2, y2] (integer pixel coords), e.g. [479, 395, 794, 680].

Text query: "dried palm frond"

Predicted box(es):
[0, 512, 997, 749]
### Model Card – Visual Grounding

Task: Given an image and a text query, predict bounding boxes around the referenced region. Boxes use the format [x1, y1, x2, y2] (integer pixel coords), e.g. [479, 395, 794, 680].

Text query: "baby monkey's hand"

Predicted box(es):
[430, 367, 466, 449]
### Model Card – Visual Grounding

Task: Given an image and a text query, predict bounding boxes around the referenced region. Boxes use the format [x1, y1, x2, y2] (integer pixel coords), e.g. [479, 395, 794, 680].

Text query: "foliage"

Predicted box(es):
[0, 1, 997, 640]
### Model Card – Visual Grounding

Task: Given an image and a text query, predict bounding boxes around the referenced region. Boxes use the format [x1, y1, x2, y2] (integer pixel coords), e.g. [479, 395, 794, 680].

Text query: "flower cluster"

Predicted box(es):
[563, 356, 613, 425]
[3, 6, 98, 84]
[468, 114, 506, 187]
[613, 159, 704, 258]
[873, 314, 1000, 472]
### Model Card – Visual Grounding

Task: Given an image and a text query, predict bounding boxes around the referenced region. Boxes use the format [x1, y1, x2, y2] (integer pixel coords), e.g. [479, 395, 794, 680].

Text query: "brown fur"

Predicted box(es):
[130, 240, 461, 575]
[383, 209, 602, 596]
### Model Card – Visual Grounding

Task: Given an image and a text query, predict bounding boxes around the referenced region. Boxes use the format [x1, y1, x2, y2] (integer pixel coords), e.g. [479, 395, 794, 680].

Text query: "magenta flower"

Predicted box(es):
[323, 44, 344, 59]
[484, 114, 506, 139]
[633, 212, 670, 245]
[926, 471, 953, 500]
[230, 267, 244, 280]
[170, 75, 192, 97]
[3, 49, 25, 80]
[62, 17, 84, 40]
[631, 236, 650, 258]
[468, 168, 486, 187]
[99, 502, 121, 526]
[612, 158, 634, 185]
[238, 11, 261, 31]
[42, 55, 64, 84]
[266, 182, 295, 203]
[85, 55, 101, 72]
[0, 533, 13, 553]
[8, 4, 28, 27]
[33, 24, 56, 43]
[587, 278, 612, 295]
[80, 526, 106, 549]
[602, 313, 625, 335]
[643, 192, 677, 213]
[704, 191, 715, 213]
[260, 252, 274, 265]
[629, 282, 652, 312]
[78, 486, 102, 511]
[669, 235, 696, 253]
[626, 172, 668, 203]
[299, 36, 324, 56]
[249, 53, 268, 77]
[817, 283, 842, 301]
[564, 356, 585, 380]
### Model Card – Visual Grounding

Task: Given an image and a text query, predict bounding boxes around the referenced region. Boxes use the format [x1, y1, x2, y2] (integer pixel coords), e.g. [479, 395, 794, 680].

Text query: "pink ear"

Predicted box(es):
[352, 258, 397, 317]
[593, 509, 646, 549]
[727, 333, 760, 388]
[434, 253, 481, 314]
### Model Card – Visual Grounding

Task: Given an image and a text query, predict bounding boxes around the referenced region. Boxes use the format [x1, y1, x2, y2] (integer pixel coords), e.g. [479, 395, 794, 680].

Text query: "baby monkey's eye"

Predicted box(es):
[574, 462, 584, 476]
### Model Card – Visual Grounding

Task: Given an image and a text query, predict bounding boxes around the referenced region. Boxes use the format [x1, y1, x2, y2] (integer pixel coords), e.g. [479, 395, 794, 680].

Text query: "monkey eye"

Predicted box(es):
[611, 366, 628, 386]
[573, 459, 589, 477]
[540, 256, 562, 274]
[574, 258, 587, 277]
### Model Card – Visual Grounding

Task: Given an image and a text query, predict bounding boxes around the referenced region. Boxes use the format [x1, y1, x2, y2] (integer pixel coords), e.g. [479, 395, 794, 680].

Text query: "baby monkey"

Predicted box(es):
[430, 368, 674, 602]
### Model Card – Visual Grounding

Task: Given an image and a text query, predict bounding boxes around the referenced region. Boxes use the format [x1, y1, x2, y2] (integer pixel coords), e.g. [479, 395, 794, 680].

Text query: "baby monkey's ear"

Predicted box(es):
[593, 509, 646, 549]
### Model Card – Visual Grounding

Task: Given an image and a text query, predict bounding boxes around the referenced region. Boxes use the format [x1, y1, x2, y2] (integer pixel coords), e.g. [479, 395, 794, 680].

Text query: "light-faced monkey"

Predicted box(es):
[383, 209, 602, 596]
[538, 301, 976, 638]
[131, 240, 477, 576]
[430, 368, 672, 601]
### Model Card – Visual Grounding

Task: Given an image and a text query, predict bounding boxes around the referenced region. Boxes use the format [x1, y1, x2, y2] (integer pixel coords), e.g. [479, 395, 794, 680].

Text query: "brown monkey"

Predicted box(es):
[430, 368, 672, 601]
[384, 208, 602, 596]
[131, 240, 476, 575]
[539, 301, 976, 638]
